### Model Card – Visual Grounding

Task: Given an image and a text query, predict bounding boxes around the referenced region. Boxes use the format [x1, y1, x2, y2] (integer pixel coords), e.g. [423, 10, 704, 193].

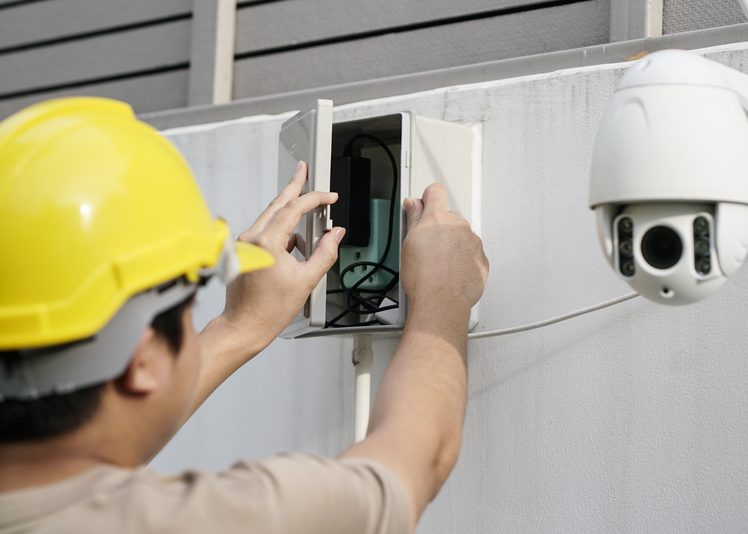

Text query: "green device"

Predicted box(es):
[338, 198, 399, 290]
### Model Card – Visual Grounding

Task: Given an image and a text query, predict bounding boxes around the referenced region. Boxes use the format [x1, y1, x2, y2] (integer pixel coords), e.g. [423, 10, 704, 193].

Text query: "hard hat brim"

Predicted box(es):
[234, 241, 275, 273]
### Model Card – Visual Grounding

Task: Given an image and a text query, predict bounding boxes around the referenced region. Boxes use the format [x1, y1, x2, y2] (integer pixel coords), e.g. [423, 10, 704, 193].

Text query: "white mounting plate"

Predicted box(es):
[410, 115, 482, 331]
[278, 100, 481, 338]
[278, 99, 333, 336]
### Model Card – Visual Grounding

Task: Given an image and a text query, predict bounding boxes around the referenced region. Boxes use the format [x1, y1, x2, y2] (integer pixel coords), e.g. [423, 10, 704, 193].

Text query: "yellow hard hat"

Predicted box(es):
[0, 97, 274, 351]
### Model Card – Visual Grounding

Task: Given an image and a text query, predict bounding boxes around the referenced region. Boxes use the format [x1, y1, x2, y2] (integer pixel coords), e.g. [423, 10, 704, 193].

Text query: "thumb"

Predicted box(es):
[404, 198, 424, 230]
[304, 227, 345, 281]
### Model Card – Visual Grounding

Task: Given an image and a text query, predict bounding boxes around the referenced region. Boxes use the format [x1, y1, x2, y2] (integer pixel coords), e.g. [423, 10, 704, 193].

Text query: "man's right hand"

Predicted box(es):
[340, 183, 488, 530]
[401, 184, 488, 315]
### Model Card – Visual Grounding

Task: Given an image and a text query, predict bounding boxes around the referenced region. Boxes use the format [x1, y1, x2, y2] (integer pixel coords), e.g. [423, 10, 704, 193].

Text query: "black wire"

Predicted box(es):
[333, 255, 399, 326]
[340, 262, 399, 293]
[343, 135, 398, 270]
[328, 266, 398, 327]
[326, 266, 395, 327]
[326, 320, 380, 329]
[325, 135, 400, 328]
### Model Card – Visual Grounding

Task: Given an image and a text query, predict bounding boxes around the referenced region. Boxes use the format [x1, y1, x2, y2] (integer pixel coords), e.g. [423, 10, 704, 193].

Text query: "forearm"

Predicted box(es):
[341, 299, 470, 520]
[374, 300, 469, 485]
[189, 314, 267, 417]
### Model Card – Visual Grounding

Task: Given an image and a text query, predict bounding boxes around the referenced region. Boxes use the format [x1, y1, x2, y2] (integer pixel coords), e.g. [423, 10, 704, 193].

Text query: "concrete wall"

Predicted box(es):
[152, 42, 748, 533]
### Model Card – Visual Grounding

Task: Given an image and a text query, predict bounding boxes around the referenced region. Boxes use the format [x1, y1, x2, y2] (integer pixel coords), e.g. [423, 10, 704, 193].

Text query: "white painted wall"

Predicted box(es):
[152, 42, 748, 533]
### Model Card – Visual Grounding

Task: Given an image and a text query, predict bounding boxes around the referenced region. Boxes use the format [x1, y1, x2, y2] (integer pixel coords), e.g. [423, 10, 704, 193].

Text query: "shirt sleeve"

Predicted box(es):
[221, 453, 412, 534]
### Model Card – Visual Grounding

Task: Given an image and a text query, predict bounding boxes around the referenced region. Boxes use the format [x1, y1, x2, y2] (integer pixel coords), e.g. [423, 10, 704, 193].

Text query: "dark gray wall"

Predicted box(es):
[231, 0, 612, 99]
[0, 0, 613, 118]
[663, 0, 746, 34]
[0, 0, 747, 119]
[0, 0, 192, 118]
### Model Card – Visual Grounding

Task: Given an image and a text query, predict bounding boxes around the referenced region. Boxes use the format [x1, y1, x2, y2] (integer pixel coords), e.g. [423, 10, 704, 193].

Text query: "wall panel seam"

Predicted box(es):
[234, 0, 595, 59]
[0, 13, 193, 56]
[0, 63, 189, 101]
[236, 0, 284, 7]
[0, 0, 48, 11]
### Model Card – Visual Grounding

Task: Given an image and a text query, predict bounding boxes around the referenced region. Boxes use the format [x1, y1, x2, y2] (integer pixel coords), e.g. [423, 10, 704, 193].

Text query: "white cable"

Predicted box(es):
[352, 335, 373, 443]
[349, 295, 638, 437]
[467, 293, 640, 340]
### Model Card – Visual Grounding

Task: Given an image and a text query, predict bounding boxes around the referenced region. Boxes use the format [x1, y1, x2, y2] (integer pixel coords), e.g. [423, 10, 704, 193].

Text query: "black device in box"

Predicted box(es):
[330, 155, 371, 247]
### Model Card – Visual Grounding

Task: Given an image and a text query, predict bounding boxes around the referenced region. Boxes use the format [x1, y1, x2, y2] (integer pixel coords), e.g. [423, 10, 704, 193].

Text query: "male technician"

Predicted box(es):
[0, 98, 488, 533]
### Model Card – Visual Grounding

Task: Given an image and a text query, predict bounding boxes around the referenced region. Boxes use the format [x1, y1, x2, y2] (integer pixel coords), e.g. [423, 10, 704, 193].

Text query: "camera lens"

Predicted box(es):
[618, 218, 633, 234]
[641, 226, 683, 270]
[619, 240, 633, 256]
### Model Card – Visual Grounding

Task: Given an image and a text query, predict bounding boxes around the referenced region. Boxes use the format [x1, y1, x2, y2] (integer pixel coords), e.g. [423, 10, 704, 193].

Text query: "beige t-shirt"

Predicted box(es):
[0, 454, 411, 534]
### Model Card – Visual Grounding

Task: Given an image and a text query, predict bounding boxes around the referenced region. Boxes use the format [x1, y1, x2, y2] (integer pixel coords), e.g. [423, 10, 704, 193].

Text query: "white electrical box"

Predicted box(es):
[278, 99, 480, 338]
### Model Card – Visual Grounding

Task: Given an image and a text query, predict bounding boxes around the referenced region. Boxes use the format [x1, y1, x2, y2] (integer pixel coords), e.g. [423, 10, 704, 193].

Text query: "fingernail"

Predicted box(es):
[334, 227, 346, 242]
[403, 198, 413, 211]
[296, 160, 304, 170]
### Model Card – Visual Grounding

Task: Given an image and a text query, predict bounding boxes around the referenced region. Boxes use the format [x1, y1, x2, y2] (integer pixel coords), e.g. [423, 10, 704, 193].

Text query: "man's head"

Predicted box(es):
[0, 292, 195, 442]
[0, 98, 274, 462]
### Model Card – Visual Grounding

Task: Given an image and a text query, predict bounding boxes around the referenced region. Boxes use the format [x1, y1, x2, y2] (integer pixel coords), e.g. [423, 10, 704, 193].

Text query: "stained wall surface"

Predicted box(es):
[152, 42, 748, 533]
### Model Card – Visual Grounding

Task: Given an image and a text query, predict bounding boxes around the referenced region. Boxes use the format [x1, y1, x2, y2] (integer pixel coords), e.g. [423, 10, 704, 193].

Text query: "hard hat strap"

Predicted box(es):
[200, 233, 242, 284]
[0, 279, 196, 402]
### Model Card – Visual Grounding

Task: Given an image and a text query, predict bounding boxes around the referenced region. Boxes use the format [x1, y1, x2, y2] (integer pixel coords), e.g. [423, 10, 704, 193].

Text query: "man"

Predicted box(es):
[0, 98, 488, 532]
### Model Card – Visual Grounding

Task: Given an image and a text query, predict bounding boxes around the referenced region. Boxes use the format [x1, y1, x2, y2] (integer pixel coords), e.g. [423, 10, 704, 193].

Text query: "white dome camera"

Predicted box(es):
[590, 50, 748, 305]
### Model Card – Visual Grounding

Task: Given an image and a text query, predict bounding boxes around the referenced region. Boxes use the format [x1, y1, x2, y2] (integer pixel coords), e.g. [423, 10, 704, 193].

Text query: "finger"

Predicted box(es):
[237, 227, 255, 243]
[304, 227, 345, 281]
[271, 191, 339, 236]
[248, 161, 309, 234]
[422, 183, 449, 216]
[404, 197, 424, 230]
[282, 160, 309, 200]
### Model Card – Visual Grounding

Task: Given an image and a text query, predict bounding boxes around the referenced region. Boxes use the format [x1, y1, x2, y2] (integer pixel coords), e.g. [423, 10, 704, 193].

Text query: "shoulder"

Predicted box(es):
[217, 454, 412, 533]
[66, 455, 411, 534]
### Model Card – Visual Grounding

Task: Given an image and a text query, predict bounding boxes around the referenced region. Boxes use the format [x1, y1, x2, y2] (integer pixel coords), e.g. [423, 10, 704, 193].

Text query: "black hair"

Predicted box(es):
[0, 293, 194, 443]
[151, 292, 195, 353]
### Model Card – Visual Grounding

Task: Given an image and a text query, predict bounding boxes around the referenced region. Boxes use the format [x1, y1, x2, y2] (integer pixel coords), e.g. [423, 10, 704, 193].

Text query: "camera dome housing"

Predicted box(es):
[590, 50, 748, 305]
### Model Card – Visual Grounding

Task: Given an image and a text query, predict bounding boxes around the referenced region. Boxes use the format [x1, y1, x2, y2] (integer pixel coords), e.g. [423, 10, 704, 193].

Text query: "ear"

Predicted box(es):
[117, 327, 169, 396]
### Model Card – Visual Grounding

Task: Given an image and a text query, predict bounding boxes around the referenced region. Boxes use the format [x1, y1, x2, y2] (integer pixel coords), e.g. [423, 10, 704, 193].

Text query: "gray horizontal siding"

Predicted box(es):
[233, 0, 611, 99]
[145, 23, 748, 130]
[1, 0, 747, 120]
[234, 0, 561, 53]
[0, 19, 191, 98]
[0, 0, 192, 51]
[0, 69, 189, 119]
[663, 0, 747, 33]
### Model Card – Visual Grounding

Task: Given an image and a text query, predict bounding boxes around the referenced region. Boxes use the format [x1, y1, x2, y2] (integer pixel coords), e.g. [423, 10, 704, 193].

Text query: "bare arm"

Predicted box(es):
[340, 184, 489, 527]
